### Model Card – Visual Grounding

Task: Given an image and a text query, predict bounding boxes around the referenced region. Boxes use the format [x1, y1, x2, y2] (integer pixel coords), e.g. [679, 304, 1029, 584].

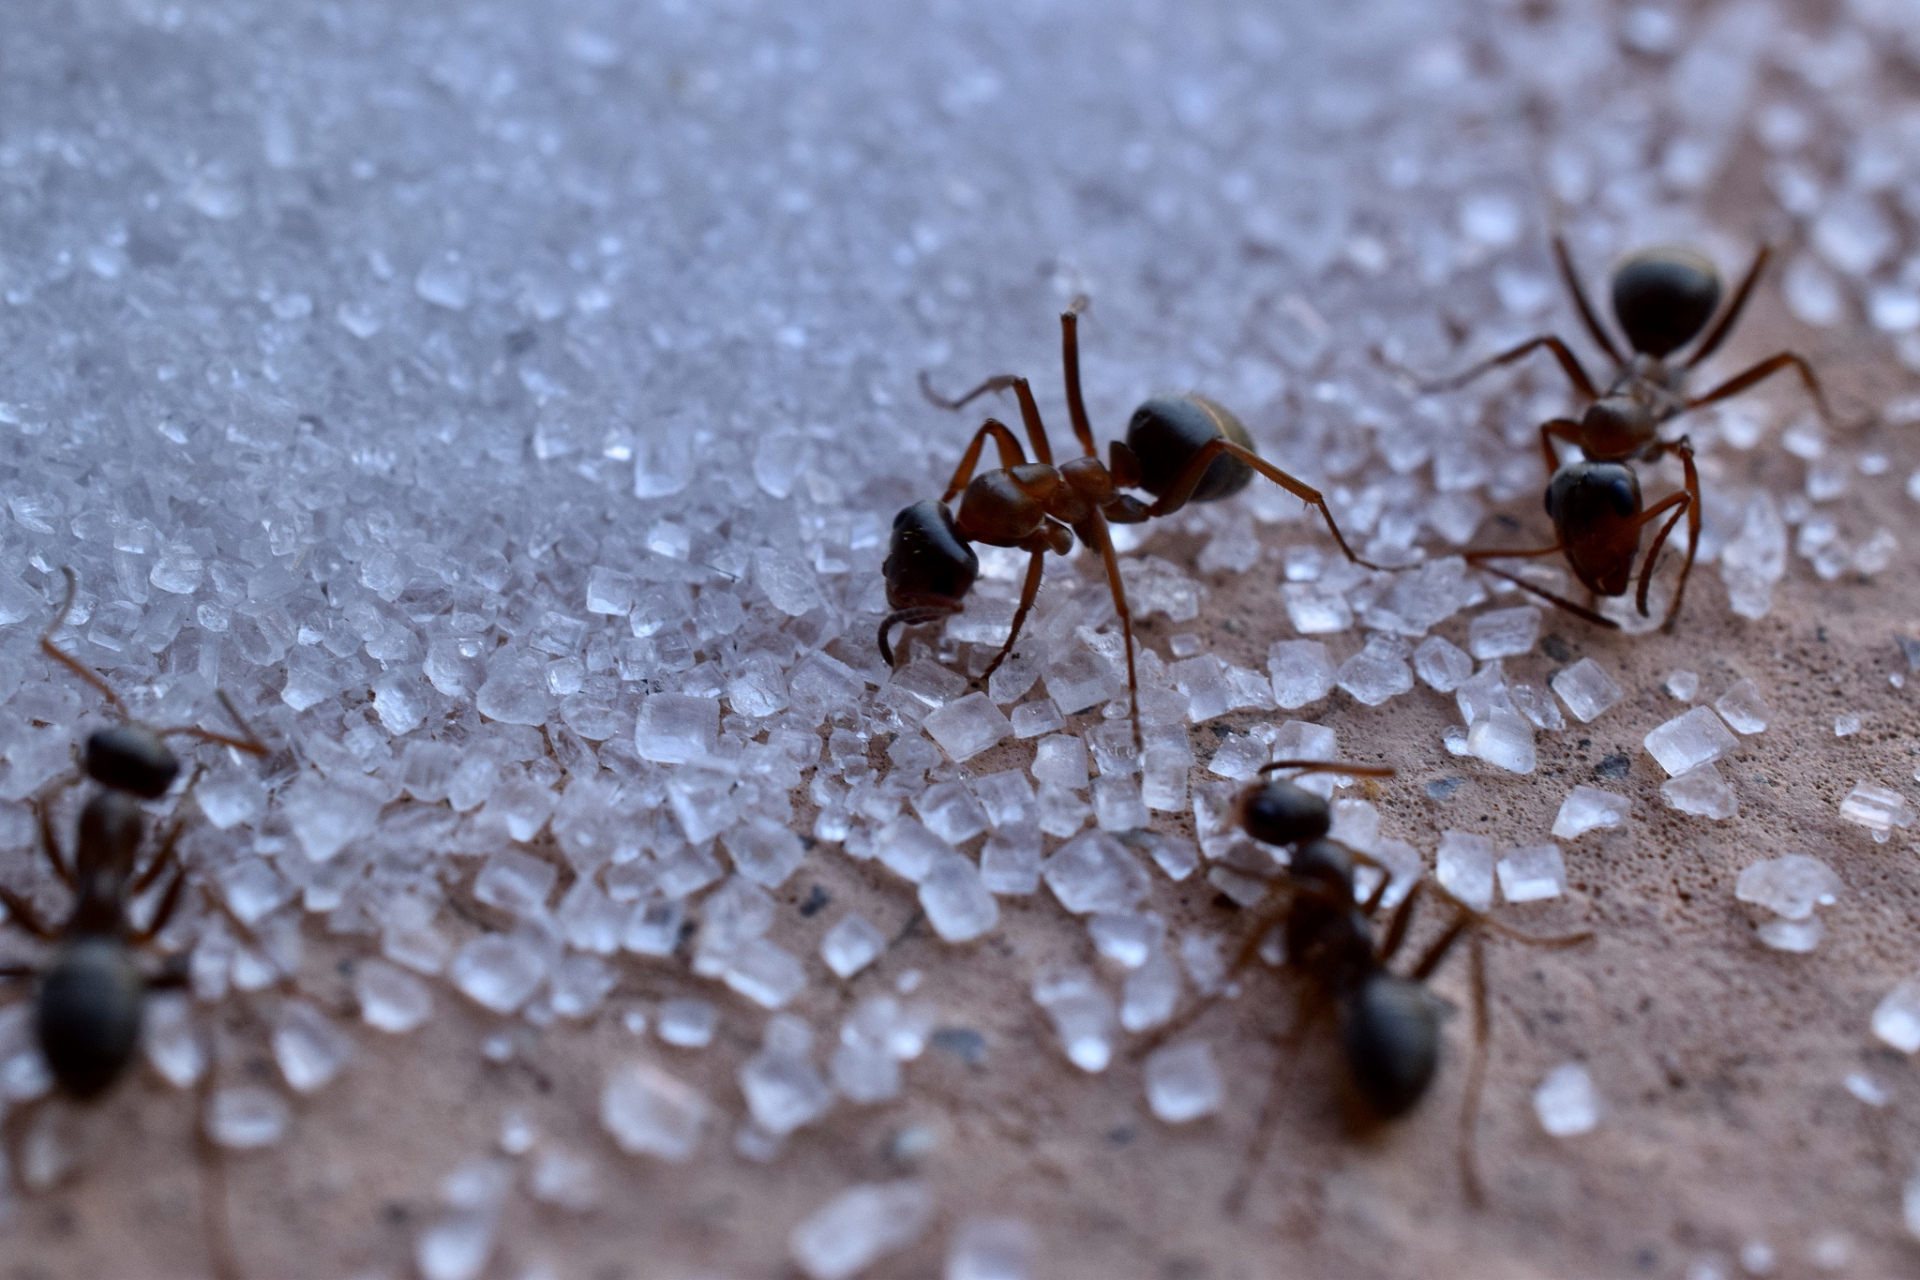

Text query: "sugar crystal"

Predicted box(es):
[1845, 1072, 1890, 1107]
[1009, 699, 1065, 738]
[723, 816, 808, 887]
[1736, 855, 1841, 921]
[1644, 707, 1739, 777]
[946, 1217, 1037, 1280]
[657, 998, 719, 1048]
[1834, 713, 1861, 737]
[1468, 606, 1541, 659]
[789, 1180, 935, 1280]
[980, 823, 1043, 895]
[1044, 649, 1119, 716]
[272, 1000, 353, 1093]
[741, 1017, 834, 1136]
[1533, 1062, 1600, 1136]
[355, 959, 433, 1034]
[1042, 831, 1151, 914]
[822, 914, 888, 978]
[1713, 679, 1772, 733]
[1436, 831, 1495, 911]
[1757, 916, 1824, 952]
[1032, 966, 1116, 1072]
[205, 1085, 291, 1150]
[1552, 786, 1629, 839]
[1121, 951, 1182, 1032]
[1093, 776, 1151, 832]
[601, 1061, 709, 1160]
[1664, 670, 1700, 701]
[451, 934, 549, 1014]
[1838, 782, 1914, 839]
[1144, 1041, 1224, 1123]
[1662, 762, 1737, 819]
[1497, 844, 1566, 903]
[919, 856, 1000, 942]
[1268, 640, 1335, 708]
[1413, 635, 1474, 692]
[1467, 708, 1536, 774]
[1550, 658, 1623, 723]
[1335, 635, 1414, 706]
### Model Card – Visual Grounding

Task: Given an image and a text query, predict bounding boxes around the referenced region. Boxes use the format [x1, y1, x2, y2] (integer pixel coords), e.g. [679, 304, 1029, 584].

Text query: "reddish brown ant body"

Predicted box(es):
[882, 305, 1379, 731]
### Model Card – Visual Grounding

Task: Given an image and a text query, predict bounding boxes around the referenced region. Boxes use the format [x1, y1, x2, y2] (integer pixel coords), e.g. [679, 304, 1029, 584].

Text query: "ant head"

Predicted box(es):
[1545, 460, 1640, 526]
[1611, 246, 1721, 358]
[883, 500, 979, 613]
[85, 724, 180, 799]
[76, 791, 145, 883]
[1237, 778, 1331, 848]
[1577, 397, 1656, 461]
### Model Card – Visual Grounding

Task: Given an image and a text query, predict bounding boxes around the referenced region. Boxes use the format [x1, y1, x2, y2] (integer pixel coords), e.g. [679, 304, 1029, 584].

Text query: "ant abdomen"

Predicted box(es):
[86, 724, 181, 800]
[38, 937, 146, 1101]
[1610, 246, 1721, 359]
[1340, 972, 1443, 1120]
[1125, 395, 1256, 508]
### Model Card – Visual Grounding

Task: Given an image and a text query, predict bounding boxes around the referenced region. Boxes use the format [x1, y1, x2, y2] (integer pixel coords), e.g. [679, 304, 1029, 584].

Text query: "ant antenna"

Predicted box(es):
[1257, 759, 1396, 778]
[41, 567, 127, 712]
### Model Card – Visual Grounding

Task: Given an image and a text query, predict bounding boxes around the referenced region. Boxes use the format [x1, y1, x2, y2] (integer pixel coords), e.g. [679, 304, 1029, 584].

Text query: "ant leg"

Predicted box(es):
[1406, 912, 1473, 983]
[1079, 510, 1140, 747]
[1223, 993, 1333, 1218]
[0, 886, 59, 941]
[938, 419, 1030, 503]
[1415, 335, 1598, 402]
[1552, 236, 1623, 366]
[1472, 914, 1594, 950]
[129, 864, 188, 946]
[878, 605, 961, 667]
[1459, 931, 1491, 1207]
[1132, 885, 1309, 1060]
[40, 567, 127, 712]
[1059, 308, 1101, 460]
[0, 963, 37, 979]
[32, 773, 82, 890]
[1686, 243, 1771, 369]
[1463, 550, 1620, 630]
[1629, 491, 1690, 619]
[920, 374, 1056, 466]
[1660, 439, 1702, 632]
[1684, 351, 1837, 429]
[976, 548, 1047, 684]
[1538, 418, 1583, 477]
[1376, 879, 1426, 959]
[1148, 438, 1383, 570]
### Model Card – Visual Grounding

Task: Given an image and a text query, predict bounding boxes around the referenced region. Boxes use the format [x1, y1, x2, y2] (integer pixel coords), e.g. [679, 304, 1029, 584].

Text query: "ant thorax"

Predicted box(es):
[1609, 353, 1688, 421]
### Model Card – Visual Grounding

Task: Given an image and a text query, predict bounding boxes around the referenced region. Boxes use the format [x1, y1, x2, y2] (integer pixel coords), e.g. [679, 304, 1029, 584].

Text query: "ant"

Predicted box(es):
[1140, 761, 1591, 1209]
[0, 569, 268, 1277]
[883, 303, 1380, 732]
[1402, 237, 1836, 629]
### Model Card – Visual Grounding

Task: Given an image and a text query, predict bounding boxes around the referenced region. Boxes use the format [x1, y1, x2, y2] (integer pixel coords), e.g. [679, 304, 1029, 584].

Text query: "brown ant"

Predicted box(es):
[1402, 237, 1835, 629]
[0, 569, 268, 1277]
[1140, 761, 1591, 1209]
[883, 304, 1379, 731]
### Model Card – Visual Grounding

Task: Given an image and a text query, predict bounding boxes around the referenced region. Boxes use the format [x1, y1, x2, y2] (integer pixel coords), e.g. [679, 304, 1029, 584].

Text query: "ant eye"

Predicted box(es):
[1607, 476, 1637, 516]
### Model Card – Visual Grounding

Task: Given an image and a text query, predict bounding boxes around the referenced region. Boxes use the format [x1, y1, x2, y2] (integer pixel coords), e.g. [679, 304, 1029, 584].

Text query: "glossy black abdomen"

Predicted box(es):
[38, 937, 146, 1101]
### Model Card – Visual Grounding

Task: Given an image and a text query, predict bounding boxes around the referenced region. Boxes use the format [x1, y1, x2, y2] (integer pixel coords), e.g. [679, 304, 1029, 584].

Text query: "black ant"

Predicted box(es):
[0, 569, 267, 1277]
[1401, 237, 1835, 629]
[1140, 761, 1591, 1208]
[882, 304, 1380, 731]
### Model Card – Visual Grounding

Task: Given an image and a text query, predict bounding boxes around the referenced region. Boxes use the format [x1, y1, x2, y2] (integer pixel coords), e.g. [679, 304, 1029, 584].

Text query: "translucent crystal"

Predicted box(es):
[919, 692, 1011, 763]
[946, 1217, 1037, 1280]
[272, 1000, 353, 1093]
[1436, 831, 1495, 911]
[970, 771, 1034, 828]
[721, 937, 807, 1009]
[740, 1016, 834, 1136]
[1713, 679, 1772, 734]
[822, 913, 888, 978]
[1144, 1041, 1224, 1123]
[1468, 708, 1535, 774]
[1034, 781, 1091, 837]
[1736, 855, 1841, 921]
[1664, 669, 1700, 701]
[1267, 640, 1334, 708]
[1550, 658, 1624, 723]
[723, 816, 807, 887]
[1834, 712, 1861, 737]
[1838, 783, 1914, 838]
[1412, 635, 1474, 692]
[1468, 605, 1540, 659]
[1032, 966, 1116, 1072]
[876, 817, 953, 884]
[980, 823, 1043, 895]
[1335, 634, 1414, 706]
[1120, 950, 1182, 1032]
[788, 1180, 935, 1280]
[1043, 649, 1118, 716]
[1093, 776, 1150, 832]
[919, 856, 999, 942]
[1644, 707, 1739, 777]
[914, 781, 990, 845]
[1533, 1062, 1600, 1136]
[1042, 830, 1151, 914]
[450, 934, 549, 1014]
[1552, 786, 1629, 839]
[1872, 976, 1920, 1052]
[473, 850, 558, 917]
[1283, 581, 1352, 634]
[1088, 913, 1165, 969]
[1845, 1072, 1890, 1107]
[601, 1061, 709, 1160]
[656, 998, 719, 1047]
[1756, 916, 1823, 953]
[1662, 762, 1738, 819]
[1009, 699, 1065, 738]
[635, 693, 719, 764]
[205, 1085, 291, 1149]
[355, 959, 434, 1034]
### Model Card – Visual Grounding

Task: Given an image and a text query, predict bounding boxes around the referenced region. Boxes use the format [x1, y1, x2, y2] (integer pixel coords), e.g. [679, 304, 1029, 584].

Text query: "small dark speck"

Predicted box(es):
[1577, 738, 1591, 750]
[1595, 753, 1630, 780]
[798, 884, 830, 917]
[1633, 1246, 1659, 1270]
[1751, 774, 1771, 787]
[1222, 619, 1242, 634]
[1540, 634, 1572, 662]
[383, 1202, 410, 1226]
[1816, 625, 1829, 643]
[1425, 777, 1465, 800]
[1208, 724, 1231, 738]
[1107, 1125, 1137, 1147]
[1900, 636, 1920, 671]
[931, 1026, 987, 1065]
[504, 329, 536, 356]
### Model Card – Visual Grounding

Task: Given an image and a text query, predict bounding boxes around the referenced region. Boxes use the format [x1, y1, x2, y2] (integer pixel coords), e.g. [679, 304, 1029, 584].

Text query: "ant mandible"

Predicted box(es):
[1140, 761, 1592, 1209]
[0, 569, 267, 1278]
[1407, 237, 1837, 629]
[882, 303, 1381, 733]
